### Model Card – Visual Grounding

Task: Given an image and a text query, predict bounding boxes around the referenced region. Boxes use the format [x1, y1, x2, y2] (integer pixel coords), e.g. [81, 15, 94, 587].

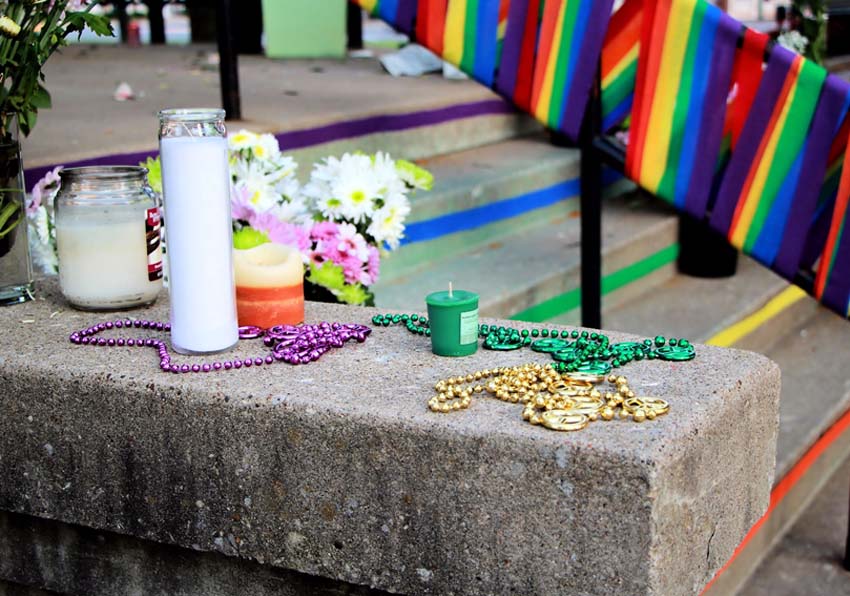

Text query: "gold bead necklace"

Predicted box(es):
[428, 365, 669, 432]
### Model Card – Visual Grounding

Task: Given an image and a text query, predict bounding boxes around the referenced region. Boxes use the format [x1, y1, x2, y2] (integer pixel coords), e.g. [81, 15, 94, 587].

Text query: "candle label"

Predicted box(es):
[459, 309, 479, 345]
[145, 207, 164, 282]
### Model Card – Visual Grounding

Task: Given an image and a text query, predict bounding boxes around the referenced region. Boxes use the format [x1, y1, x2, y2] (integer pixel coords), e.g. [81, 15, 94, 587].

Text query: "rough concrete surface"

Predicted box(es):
[0, 279, 780, 595]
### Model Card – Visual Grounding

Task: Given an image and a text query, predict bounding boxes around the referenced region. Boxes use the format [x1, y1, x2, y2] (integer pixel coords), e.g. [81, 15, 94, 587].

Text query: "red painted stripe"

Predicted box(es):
[701, 406, 850, 594]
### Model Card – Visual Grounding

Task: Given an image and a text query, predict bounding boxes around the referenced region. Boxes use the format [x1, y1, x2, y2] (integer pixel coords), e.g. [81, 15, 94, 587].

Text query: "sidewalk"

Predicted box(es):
[23, 44, 503, 170]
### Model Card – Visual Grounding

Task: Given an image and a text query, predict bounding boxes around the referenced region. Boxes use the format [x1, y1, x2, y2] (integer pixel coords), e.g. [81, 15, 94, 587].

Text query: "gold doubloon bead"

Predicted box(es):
[601, 407, 614, 421]
[646, 410, 657, 420]
[633, 409, 647, 423]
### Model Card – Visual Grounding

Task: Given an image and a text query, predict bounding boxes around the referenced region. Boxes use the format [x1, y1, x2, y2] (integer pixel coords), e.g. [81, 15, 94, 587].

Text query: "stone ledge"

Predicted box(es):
[0, 280, 780, 595]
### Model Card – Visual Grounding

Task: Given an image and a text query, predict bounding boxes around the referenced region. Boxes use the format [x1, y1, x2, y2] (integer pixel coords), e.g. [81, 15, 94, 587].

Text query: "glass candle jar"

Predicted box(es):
[159, 108, 238, 354]
[55, 166, 163, 310]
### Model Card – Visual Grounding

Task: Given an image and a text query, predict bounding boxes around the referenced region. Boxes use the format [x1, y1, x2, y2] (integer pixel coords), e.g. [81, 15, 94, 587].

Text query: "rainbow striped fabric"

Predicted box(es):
[354, 0, 616, 141]
[624, 0, 739, 217]
[710, 46, 827, 254]
[600, 0, 640, 132]
[356, 0, 850, 318]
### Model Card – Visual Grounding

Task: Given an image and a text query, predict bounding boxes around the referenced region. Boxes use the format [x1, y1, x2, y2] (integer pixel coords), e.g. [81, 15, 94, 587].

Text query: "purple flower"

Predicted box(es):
[309, 220, 339, 242]
[248, 211, 310, 253]
[230, 183, 255, 222]
[27, 166, 62, 215]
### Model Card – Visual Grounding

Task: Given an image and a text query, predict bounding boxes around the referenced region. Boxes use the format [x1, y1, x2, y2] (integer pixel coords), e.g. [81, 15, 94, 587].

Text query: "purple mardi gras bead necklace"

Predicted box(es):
[69, 319, 371, 374]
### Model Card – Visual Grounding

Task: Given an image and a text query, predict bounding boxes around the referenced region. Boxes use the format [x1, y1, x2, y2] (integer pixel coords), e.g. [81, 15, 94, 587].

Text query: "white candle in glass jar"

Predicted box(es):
[159, 133, 238, 354]
[56, 217, 161, 309]
[54, 166, 163, 311]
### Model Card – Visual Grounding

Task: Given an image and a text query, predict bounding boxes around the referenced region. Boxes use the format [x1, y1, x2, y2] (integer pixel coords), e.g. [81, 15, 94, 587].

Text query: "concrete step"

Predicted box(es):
[375, 190, 678, 320]
[24, 45, 539, 180]
[603, 255, 820, 352]
[382, 135, 587, 281]
[602, 261, 850, 595]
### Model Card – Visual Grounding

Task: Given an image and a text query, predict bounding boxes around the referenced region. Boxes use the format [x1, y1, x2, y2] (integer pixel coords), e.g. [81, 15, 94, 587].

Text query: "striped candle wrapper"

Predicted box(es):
[710, 46, 827, 256]
[600, 0, 641, 132]
[624, 0, 738, 216]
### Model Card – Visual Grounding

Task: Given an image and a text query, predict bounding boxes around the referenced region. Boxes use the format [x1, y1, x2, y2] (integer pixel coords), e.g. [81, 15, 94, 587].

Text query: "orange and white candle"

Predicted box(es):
[233, 243, 304, 328]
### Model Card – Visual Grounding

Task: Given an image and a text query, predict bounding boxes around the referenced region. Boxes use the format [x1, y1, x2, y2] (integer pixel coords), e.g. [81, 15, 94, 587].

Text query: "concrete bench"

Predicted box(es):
[0, 280, 780, 596]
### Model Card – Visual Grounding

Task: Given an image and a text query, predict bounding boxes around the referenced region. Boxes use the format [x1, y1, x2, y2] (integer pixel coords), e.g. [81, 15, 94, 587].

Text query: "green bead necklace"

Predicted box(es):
[371, 313, 695, 374]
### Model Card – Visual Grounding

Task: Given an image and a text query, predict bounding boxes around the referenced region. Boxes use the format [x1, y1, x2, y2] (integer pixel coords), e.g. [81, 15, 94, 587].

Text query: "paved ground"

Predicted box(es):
[23, 44, 498, 168]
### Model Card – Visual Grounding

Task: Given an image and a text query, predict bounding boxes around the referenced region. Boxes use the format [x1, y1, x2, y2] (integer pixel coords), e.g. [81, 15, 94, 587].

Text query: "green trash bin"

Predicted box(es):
[261, 0, 347, 58]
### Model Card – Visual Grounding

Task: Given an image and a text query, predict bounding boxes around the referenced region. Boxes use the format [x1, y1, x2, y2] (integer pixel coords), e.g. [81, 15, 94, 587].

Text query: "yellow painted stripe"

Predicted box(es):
[443, 0, 468, 67]
[640, 0, 697, 193]
[706, 285, 807, 347]
[731, 58, 803, 248]
[534, 0, 567, 124]
[602, 45, 639, 89]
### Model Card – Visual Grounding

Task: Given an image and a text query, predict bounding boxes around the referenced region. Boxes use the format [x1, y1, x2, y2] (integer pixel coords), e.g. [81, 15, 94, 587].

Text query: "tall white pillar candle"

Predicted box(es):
[158, 109, 238, 354]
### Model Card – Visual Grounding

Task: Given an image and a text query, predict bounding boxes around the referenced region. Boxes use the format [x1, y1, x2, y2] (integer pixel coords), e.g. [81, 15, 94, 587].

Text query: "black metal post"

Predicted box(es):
[347, 2, 364, 50]
[579, 67, 603, 329]
[147, 0, 166, 45]
[216, 0, 242, 120]
[115, 0, 130, 44]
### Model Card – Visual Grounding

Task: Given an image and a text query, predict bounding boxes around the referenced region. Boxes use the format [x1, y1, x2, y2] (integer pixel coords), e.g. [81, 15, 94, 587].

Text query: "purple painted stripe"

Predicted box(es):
[24, 98, 515, 189]
[559, 0, 616, 141]
[682, 12, 738, 219]
[774, 74, 850, 279]
[274, 98, 515, 151]
[494, 0, 529, 99]
[710, 44, 793, 235]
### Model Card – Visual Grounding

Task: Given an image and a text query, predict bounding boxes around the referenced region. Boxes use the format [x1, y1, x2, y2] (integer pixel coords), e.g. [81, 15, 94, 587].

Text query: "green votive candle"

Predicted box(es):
[425, 288, 479, 357]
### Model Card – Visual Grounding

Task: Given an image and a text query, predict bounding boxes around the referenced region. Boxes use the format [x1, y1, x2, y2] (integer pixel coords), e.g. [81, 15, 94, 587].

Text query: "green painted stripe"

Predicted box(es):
[510, 243, 680, 322]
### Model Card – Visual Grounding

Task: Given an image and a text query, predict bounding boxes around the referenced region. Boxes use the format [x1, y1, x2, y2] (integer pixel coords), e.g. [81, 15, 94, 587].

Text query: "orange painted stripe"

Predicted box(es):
[700, 406, 850, 594]
[530, 0, 563, 111]
[626, 0, 671, 178]
[728, 59, 800, 240]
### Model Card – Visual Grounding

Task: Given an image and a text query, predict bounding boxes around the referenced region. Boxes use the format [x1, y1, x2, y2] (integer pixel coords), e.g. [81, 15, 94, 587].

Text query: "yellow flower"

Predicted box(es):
[0, 16, 21, 39]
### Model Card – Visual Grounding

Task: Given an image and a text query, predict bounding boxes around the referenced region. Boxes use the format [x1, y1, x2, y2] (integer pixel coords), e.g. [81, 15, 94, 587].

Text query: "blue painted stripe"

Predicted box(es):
[401, 169, 622, 245]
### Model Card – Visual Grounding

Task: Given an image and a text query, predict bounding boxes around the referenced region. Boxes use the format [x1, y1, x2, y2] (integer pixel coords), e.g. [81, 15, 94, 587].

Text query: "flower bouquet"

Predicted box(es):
[28, 129, 433, 306]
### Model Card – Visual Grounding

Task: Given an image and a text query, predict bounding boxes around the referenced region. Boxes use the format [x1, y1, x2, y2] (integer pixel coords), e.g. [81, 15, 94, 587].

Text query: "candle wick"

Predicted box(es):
[449, 281, 453, 298]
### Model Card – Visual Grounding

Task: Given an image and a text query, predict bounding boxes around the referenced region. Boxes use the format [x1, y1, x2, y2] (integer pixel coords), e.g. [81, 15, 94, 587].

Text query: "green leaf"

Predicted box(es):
[31, 84, 50, 109]
[77, 12, 113, 38]
[18, 109, 36, 137]
[337, 283, 369, 305]
[232, 227, 270, 250]
[396, 159, 434, 191]
[0, 199, 22, 239]
[139, 156, 162, 194]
